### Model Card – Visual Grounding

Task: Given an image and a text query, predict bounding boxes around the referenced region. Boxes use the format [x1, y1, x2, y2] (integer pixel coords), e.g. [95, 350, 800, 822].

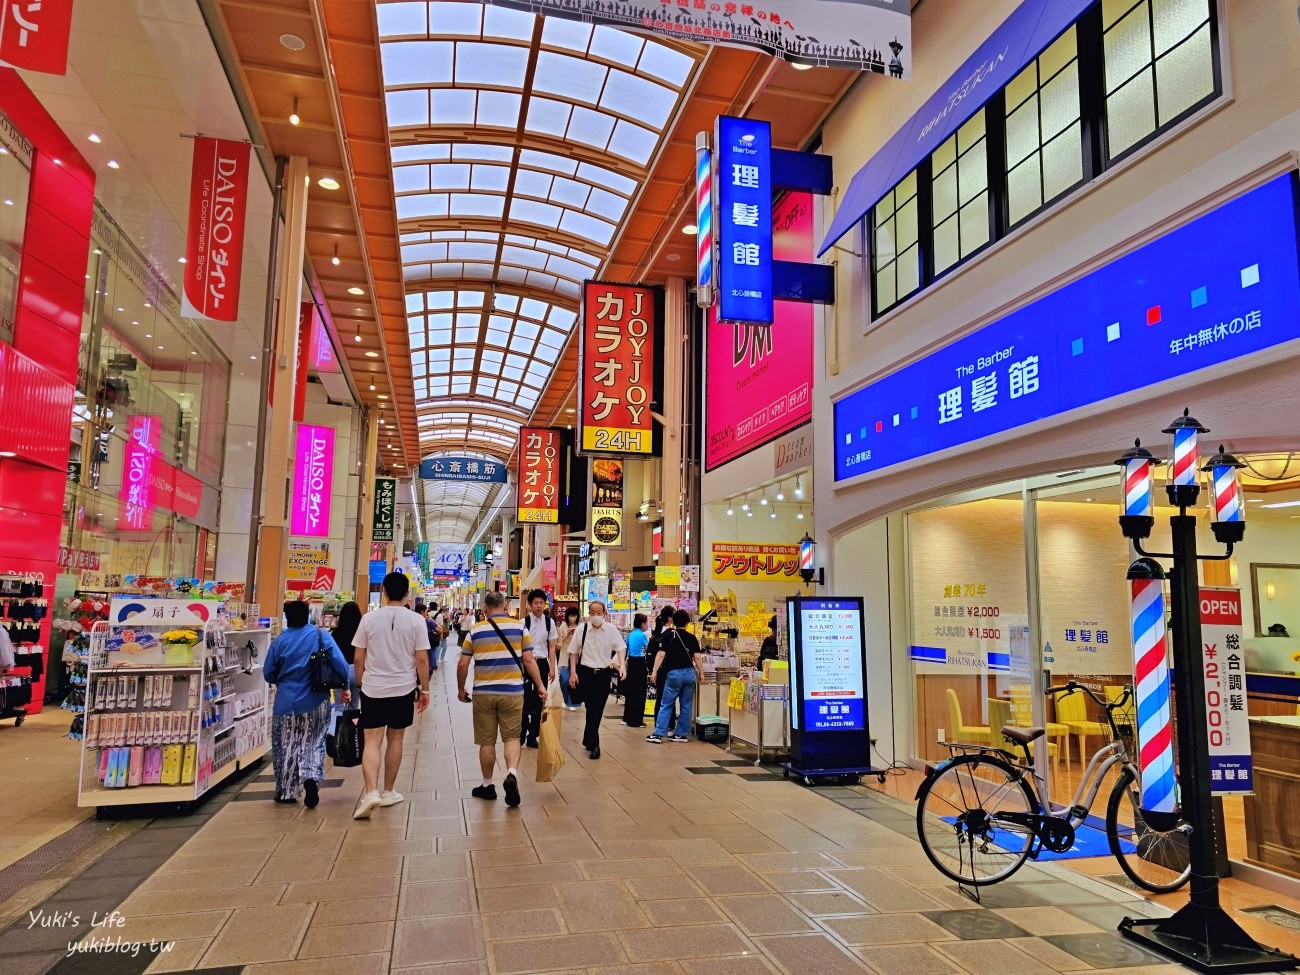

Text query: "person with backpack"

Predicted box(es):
[264, 600, 350, 807]
[421, 606, 442, 670]
[646, 609, 703, 744]
[520, 589, 558, 748]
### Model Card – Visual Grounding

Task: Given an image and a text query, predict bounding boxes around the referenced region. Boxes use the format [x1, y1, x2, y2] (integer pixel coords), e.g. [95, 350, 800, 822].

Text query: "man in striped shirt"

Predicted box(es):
[458, 591, 546, 807]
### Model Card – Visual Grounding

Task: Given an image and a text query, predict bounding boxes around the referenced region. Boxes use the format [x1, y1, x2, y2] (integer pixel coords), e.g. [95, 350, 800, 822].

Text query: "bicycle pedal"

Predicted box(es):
[1069, 805, 1088, 820]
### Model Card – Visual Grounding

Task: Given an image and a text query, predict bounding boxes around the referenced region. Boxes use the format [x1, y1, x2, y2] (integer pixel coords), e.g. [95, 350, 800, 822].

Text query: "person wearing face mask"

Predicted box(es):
[567, 601, 627, 759]
[555, 606, 581, 711]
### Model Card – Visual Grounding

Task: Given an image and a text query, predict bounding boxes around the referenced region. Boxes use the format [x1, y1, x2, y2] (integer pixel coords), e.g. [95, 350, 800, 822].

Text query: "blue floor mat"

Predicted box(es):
[941, 814, 1136, 860]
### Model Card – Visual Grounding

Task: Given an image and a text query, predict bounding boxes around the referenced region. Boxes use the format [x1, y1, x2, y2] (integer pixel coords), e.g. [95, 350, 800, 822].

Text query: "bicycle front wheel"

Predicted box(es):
[916, 753, 1038, 886]
[1105, 766, 1192, 893]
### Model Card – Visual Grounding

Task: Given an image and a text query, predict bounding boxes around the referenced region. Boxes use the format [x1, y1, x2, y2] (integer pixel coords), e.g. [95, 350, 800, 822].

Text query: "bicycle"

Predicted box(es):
[915, 681, 1192, 893]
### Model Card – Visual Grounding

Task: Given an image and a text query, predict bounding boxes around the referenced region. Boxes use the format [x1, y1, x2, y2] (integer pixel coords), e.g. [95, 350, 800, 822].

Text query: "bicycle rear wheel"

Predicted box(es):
[916, 753, 1038, 886]
[1105, 765, 1192, 892]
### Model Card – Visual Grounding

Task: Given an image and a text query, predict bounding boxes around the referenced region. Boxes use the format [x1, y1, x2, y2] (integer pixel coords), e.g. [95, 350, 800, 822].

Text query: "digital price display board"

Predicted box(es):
[787, 596, 870, 770]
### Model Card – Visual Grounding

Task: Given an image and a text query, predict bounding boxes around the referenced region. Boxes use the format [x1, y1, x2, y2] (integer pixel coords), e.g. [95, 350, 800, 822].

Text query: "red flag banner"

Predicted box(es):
[0, 0, 73, 75]
[517, 427, 561, 525]
[182, 137, 251, 323]
[579, 281, 660, 456]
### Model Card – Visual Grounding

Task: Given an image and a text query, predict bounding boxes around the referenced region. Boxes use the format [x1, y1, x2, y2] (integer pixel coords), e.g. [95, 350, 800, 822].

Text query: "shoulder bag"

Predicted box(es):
[309, 629, 349, 692]
[486, 617, 528, 682]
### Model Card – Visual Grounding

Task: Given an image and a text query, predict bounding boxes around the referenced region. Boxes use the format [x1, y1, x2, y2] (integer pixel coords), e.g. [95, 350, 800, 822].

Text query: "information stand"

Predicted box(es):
[779, 596, 887, 785]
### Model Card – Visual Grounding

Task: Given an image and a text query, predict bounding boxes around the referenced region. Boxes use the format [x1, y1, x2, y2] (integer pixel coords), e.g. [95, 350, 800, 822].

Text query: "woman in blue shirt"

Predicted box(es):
[264, 601, 350, 807]
[621, 613, 651, 728]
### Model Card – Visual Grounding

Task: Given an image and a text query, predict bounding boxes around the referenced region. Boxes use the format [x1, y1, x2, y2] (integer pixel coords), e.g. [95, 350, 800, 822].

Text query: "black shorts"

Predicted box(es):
[358, 689, 417, 730]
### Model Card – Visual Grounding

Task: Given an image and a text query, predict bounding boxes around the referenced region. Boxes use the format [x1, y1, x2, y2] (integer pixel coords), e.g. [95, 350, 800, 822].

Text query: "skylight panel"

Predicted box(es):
[498, 266, 527, 285]
[393, 165, 432, 194]
[475, 378, 496, 396]
[514, 321, 540, 342]
[462, 262, 496, 279]
[577, 162, 636, 196]
[589, 26, 643, 68]
[540, 15, 591, 51]
[431, 89, 477, 125]
[386, 89, 429, 127]
[510, 197, 562, 230]
[449, 194, 504, 219]
[559, 210, 613, 246]
[453, 143, 513, 162]
[448, 241, 496, 262]
[502, 364, 524, 381]
[396, 193, 448, 220]
[402, 242, 446, 264]
[513, 169, 553, 200]
[556, 280, 580, 300]
[608, 120, 657, 165]
[637, 41, 694, 87]
[431, 3, 483, 37]
[526, 270, 561, 293]
[546, 256, 589, 282]
[382, 41, 453, 86]
[534, 52, 607, 105]
[585, 187, 628, 222]
[602, 71, 674, 130]
[501, 245, 545, 270]
[459, 291, 485, 306]
[481, 4, 533, 41]
[549, 175, 592, 212]
[405, 294, 424, 313]
[506, 352, 529, 371]
[428, 163, 471, 190]
[481, 350, 504, 366]
[526, 98, 571, 138]
[519, 148, 578, 177]
[538, 329, 566, 350]
[520, 297, 548, 321]
[377, 2, 426, 38]
[451, 378, 472, 394]
[565, 107, 615, 151]
[476, 91, 521, 128]
[548, 307, 578, 328]
[499, 381, 520, 400]
[494, 294, 519, 312]
[456, 42, 530, 88]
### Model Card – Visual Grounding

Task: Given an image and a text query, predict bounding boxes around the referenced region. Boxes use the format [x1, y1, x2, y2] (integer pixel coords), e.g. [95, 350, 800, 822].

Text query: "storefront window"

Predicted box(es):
[0, 107, 32, 345]
[931, 111, 990, 274]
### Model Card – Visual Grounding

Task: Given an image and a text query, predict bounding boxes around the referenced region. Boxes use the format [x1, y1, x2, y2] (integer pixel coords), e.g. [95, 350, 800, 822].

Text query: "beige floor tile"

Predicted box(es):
[490, 932, 627, 973]
[438, 831, 534, 852]
[199, 903, 313, 966]
[397, 878, 478, 919]
[144, 937, 211, 973]
[756, 933, 872, 974]
[824, 868, 948, 912]
[934, 939, 1060, 975]
[277, 829, 347, 857]
[242, 952, 390, 975]
[476, 883, 558, 912]
[256, 854, 336, 884]
[761, 870, 840, 893]
[472, 845, 540, 868]
[402, 852, 472, 883]
[658, 838, 736, 865]
[280, 875, 400, 904]
[992, 906, 1104, 936]
[678, 957, 777, 975]
[123, 883, 287, 916]
[582, 857, 685, 880]
[737, 852, 841, 872]
[639, 897, 726, 927]
[854, 943, 967, 975]
[820, 912, 954, 946]
[139, 864, 261, 891]
[685, 863, 772, 896]
[113, 910, 232, 942]
[477, 860, 584, 887]
[298, 920, 395, 959]
[329, 854, 403, 879]
[619, 922, 752, 962]
[535, 834, 603, 862]
[483, 907, 568, 940]
[1005, 936, 1099, 972]
[595, 839, 667, 860]
[785, 889, 873, 917]
[393, 914, 485, 967]
[585, 964, 685, 975]
[311, 896, 399, 926]
[715, 894, 818, 936]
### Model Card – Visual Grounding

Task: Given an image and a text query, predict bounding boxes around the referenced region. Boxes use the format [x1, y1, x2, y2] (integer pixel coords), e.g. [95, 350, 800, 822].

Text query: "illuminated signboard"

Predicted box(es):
[517, 426, 561, 524]
[372, 476, 396, 542]
[291, 423, 334, 537]
[786, 595, 871, 770]
[419, 455, 507, 483]
[579, 282, 660, 455]
[835, 173, 1300, 480]
[715, 115, 773, 325]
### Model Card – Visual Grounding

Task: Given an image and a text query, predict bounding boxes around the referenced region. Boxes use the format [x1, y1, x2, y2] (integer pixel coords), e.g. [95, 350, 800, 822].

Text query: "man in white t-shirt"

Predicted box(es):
[520, 589, 558, 748]
[351, 572, 431, 820]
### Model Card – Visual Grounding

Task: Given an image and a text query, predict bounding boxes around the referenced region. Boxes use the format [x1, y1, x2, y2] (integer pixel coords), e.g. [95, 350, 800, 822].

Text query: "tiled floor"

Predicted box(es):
[0, 671, 1275, 974]
[0, 706, 91, 871]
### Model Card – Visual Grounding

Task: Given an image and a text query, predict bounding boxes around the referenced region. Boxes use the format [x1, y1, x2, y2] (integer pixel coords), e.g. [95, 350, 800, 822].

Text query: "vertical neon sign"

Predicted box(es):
[291, 423, 334, 537]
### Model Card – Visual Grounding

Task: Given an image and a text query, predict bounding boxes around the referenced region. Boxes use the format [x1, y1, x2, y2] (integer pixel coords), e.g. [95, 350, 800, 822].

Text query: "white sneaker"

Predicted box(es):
[353, 791, 382, 819]
[379, 790, 405, 807]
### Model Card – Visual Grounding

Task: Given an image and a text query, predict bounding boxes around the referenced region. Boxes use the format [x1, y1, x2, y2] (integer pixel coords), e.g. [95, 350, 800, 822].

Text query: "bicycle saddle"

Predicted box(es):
[1001, 725, 1045, 745]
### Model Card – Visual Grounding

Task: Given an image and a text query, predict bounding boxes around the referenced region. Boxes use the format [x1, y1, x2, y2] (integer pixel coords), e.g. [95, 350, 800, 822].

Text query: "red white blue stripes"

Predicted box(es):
[695, 145, 713, 293]
[799, 538, 815, 572]
[1124, 458, 1153, 518]
[1171, 426, 1198, 487]
[1212, 464, 1242, 522]
[1131, 577, 1176, 813]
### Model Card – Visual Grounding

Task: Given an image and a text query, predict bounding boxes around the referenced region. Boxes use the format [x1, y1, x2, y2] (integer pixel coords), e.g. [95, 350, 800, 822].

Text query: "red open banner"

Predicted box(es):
[517, 427, 561, 524]
[182, 137, 251, 323]
[0, 0, 73, 75]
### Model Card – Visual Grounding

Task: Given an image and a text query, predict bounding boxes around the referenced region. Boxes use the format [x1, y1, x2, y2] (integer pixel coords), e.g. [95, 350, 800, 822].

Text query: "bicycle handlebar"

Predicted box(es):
[1046, 680, 1133, 712]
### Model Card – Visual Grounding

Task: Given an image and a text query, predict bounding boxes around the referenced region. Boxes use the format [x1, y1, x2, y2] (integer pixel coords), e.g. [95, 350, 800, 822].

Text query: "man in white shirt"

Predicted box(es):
[520, 589, 558, 748]
[351, 572, 431, 820]
[567, 601, 627, 759]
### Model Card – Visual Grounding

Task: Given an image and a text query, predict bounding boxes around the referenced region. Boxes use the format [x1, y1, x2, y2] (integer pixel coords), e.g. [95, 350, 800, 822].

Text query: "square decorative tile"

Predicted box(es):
[1043, 932, 1170, 968]
[923, 909, 1031, 941]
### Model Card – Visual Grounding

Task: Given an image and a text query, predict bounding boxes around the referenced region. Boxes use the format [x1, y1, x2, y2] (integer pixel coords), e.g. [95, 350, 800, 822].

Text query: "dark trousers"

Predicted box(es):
[621, 656, 647, 727]
[520, 659, 549, 744]
[577, 665, 613, 751]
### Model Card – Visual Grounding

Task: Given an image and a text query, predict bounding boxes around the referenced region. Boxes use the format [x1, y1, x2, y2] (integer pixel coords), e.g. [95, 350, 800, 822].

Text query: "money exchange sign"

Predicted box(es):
[580, 282, 659, 455]
[517, 427, 561, 524]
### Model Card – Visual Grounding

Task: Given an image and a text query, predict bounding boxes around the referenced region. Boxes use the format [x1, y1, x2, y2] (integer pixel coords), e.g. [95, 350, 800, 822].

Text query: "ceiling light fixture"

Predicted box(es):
[741, 499, 750, 512]
[681, 224, 698, 235]
[369, 383, 376, 391]
[331, 244, 340, 266]
[776, 483, 786, 501]
[769, 507, 777, 519]
[666, 254, 681, 262]
[88, 133, 101, 144]
[317, 176, 340, 191]
[760, 491, 769, 507]
[365, 350, 379, 358]
[177, 257, 187, 264]
[289, 97, 301, 126]
[354, 323, 361, 343]
[794, 475, 804, 498]
[0, 451, 15, 458]
[348, 286, 364, 295]
[797, 507, 805, 520]
[107, 160, 119, 170]
[791, 61, 813, 71]
[279, 32, 306, 51]
[725, 500, 734, 516]
[378, 394, 388, 400]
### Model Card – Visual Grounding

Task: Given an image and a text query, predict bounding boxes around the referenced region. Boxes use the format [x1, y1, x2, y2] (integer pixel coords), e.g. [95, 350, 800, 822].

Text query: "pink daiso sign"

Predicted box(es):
[291, 424, 333, 537]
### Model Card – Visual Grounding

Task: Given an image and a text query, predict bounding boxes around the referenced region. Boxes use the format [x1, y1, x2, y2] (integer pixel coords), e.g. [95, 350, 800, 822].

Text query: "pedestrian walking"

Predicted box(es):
[351, 572, 432, 820]
[646, 610, 702, 743]
[555, 606, 580, 711]
[649, 605, 676, 727]
[520, 589, 558, 748]
[331, 601, 363, 698]
[264, 601, 350, 807]
[421, 606, 442, 671]
[621, 613, 650, 727]
[567, 601, 627, 759]
[458, 591, 546, 807]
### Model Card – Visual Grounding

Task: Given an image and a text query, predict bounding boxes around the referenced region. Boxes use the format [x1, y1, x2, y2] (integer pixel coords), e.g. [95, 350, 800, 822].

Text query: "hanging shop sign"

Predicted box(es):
[417, 541, 430, 576]
[773, 425, 813, 479]
[181, 137, 251, 323]
[110, 597, 214, 626]
[372, 476, 396, 542]
[579, 282, 661, 456]
[706, 191, 813, 470]
[473, 542, 488, 567]
[287, 543, 330, 591]
[294, 302, 315, 422]
[835, 173, 1300, 480]
[119, 414, 162, 533]
[590, 458, 624, 548]
[0, 0, 73, 75]
[517, 426, 561, 524]
[308, 303, 340, 375]
[368, 559, 388, 585]
[1200, 587, 1253, 795]
[711, 542, 801, 581]
[715, 115, 774, 326]
[419, 455, 508, 483]
[432, 544, 471, 576]
[290, 423, 334, 538]
[485, 1, 909, 73]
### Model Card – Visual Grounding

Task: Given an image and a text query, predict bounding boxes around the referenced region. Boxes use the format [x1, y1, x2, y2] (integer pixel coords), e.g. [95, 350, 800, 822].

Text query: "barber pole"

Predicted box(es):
[695, 133, 713, 307]
[1124, 457, 1153, 518]
[799, 538, 814, 573]
[1211, 464, 1242, 522]
[1131, 571, 1176, 813]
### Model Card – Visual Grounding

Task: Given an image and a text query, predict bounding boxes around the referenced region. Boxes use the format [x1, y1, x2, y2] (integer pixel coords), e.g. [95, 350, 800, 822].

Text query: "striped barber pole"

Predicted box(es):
[1212, 464, 1242, 522]
[1171, 426, 1199, 487]
[1131, 576, 1176, 812]
[799, 538, 815, 572]
[1124, 458, 1153, 517]
[695, 143, 713, 294]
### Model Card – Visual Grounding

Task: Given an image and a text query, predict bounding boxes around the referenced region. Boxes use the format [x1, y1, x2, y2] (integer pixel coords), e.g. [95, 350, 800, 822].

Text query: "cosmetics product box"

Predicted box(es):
[128, 746, 143, 787]
[160, 744, 182, 785]
[181, 743, 196, 784]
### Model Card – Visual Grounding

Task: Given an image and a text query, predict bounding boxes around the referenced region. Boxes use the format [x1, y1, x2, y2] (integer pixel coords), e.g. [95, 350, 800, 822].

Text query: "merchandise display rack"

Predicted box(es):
[77, 617, 273, 808]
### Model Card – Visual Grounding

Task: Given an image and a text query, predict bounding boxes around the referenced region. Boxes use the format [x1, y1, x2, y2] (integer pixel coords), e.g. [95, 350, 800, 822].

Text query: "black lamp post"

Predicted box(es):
[1116, 410, 1295, 973]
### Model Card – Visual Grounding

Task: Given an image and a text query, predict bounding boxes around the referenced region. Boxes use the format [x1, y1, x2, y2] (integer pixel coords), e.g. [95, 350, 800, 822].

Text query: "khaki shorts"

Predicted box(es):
[472, 693, 524, 746]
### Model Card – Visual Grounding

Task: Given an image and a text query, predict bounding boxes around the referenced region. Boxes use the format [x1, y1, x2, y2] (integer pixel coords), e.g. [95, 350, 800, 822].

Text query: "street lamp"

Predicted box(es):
[1203, 444, 1247, 545]
[1162, 407, 1208, 509]
[1114, 438, 1159, 540]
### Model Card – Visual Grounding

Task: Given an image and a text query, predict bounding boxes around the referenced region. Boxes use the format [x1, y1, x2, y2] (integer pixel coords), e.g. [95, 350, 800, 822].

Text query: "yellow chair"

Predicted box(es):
[1056, 690, 1106, 766]
[1105, 685, 1137, 728]
[991, 697, 1058, 769]
[946, 688, 990, 745]
[1011, 690, 1071, 770]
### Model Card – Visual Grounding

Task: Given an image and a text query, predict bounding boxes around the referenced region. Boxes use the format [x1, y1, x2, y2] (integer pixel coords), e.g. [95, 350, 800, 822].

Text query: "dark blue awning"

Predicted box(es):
[819, 0, 1094, 257]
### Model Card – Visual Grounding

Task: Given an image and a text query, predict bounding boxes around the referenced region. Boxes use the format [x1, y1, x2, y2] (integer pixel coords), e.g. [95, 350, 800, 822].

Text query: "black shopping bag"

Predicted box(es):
[327, 708, 364, 768]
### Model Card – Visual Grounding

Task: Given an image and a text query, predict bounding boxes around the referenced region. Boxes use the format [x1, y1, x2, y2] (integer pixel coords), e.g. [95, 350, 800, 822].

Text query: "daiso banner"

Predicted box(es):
[182, 137, 252, 323]
[291, 424, 334, 537]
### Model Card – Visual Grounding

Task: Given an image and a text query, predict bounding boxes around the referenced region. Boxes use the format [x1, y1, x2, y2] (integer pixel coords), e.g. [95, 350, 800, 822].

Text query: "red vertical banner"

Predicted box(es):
[0, 0, 73, 75]
[579, 281, 660, 455]
[119, 414, 161, 533]
[181, 137, 251, 323]
[294, 301, 314, 422]
[517, 427, 561, 524]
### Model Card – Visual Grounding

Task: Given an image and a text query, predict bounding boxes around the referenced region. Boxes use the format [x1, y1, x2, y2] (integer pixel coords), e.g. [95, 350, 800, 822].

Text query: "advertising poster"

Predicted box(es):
[579, 282, 660, 455]
[707, 191, 814, 470]
[793, 598, 866, 732]
[1201, 587, 1253, 795]
[679, 565, 701, 592]
[655, 565, 681, 588]
[290, 424, 334, 537]
[517, 426, 561, 524]
[591, 458, 624, 547]
[287, 543, 330, 592]
[711, 542, 801, 581]
[486, 1, 910, 74]
[181, 137, 251, 323]
[432, 543, 471, 576]
[372, 476, 396, 542]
